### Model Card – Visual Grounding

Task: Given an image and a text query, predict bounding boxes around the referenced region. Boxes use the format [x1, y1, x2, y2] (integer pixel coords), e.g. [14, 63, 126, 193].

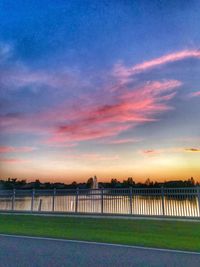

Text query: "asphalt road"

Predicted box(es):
[0, 235, 200, 267]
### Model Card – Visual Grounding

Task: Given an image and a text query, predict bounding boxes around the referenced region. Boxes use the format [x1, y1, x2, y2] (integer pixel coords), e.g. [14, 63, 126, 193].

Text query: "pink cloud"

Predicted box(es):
[120, 80, 181, 99]
[0, 158, 30, 163]
[1, 49, 187, 146]
[113, 49, 200, 79]
[47, 79, 181, 143]
[0, 114, 37, 133]
[103, 138, 141, 144]
[50, 124, 131, 143]
[0, 146, 35, 153]
[1, 79, 180, 144]
[0, 78, 181, 148]
[188, 91, 200, 97]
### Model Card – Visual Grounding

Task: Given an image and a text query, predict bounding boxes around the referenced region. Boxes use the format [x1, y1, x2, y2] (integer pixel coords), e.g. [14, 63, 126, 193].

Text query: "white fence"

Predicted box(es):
[0, 187, 200, 217]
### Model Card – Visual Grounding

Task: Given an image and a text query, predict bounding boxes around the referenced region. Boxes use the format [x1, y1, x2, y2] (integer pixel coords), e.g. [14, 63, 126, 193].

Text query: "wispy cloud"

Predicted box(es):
[0, 42, 12, 61]
[141, 147, 200, 156]
[188, 91, 200, 97]
[0, 146, 35, 153]
[49, 79, 181, 143]
[0, 112, 51, 134]
[103, 138, 142, 145]
[1, 67, 77, 92]
[140, 149, 162, 156]
[0, 158, 30, 163]
[0, 41, 80, 93]
[185, 148, 200, 152]
[1, 45, 187, 147]
[1, 79, 181, 144]
[176, 136, 200, 143]
[113, 49, 200, 79]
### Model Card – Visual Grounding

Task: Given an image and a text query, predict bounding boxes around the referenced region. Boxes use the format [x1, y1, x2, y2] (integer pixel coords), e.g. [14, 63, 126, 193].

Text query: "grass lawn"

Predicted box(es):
[0, 214, 200, 252]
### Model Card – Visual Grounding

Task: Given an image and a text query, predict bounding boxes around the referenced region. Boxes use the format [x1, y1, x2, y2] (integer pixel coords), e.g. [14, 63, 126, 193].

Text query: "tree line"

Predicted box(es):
[0, 177, 197, 190]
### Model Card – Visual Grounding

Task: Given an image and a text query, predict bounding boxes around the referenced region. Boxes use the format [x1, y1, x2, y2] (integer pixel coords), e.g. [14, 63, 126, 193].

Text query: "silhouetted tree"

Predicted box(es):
[145, 178, 154, 187]
[0, 177, 198, 189]
[123, 177, 135, 187]
[34, 179, 41, 189]
[86, 177, 93, 188]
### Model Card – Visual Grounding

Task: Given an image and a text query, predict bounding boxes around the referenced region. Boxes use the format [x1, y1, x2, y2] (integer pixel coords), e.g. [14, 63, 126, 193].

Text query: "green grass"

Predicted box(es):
[0, 214, 200, 252]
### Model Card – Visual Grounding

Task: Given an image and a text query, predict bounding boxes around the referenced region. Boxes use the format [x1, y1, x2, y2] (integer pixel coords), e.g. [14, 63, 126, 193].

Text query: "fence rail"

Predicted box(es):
[0, 187, 200, 218]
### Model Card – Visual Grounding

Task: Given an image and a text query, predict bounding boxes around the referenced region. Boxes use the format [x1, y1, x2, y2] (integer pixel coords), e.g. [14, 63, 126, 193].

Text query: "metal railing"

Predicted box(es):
[0, 187, 200, 218]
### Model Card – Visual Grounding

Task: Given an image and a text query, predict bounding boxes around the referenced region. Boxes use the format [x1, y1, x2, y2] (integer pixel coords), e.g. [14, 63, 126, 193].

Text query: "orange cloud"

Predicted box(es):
[185, 148, 200, 152]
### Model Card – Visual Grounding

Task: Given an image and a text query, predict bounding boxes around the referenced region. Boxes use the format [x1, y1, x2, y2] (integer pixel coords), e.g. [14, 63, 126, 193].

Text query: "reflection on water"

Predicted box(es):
[0, 193, 199, 217]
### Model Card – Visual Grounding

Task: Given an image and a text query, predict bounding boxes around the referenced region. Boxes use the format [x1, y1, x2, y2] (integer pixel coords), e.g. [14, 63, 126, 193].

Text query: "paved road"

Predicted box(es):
[0, 235, 200, 267]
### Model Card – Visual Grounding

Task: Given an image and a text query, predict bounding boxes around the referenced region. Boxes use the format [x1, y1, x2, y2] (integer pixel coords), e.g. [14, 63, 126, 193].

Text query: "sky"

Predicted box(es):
[0, 0, 200, 183]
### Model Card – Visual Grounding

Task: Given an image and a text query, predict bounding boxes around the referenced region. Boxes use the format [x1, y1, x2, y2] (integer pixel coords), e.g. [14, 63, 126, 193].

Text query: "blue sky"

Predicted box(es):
[0, 0, 200, 182]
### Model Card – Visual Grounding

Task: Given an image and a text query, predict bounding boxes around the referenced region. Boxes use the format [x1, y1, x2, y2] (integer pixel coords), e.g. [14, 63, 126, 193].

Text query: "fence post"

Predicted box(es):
[52, 188, 56, 212]
[161, 186, 165, 216]
[31, 188, 35, 212]
[129, 187, 133, 215]
[38, 199, 42, 212]
[197, 187, 200, 217]
[12, 188, 15, 211]
[101, 188, 104, 214]
[75, 188, 79, 213]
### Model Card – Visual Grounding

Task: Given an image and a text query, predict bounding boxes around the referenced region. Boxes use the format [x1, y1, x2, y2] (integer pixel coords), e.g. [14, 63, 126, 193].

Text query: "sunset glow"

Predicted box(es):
[0, 1, 200, 182]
